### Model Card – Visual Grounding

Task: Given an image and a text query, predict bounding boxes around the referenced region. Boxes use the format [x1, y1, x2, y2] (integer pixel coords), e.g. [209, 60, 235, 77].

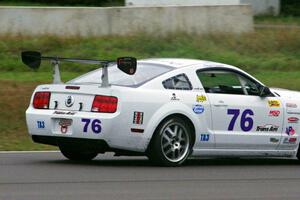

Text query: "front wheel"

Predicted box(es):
[148, 117, 193, 166]
[59, 146, 98, 161]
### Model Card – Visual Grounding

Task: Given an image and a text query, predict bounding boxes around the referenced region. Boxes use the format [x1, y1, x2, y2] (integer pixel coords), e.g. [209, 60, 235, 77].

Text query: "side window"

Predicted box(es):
[239, 76, 261, 96]
[162, 74, 192, 90]
[197, 70, 244, 95]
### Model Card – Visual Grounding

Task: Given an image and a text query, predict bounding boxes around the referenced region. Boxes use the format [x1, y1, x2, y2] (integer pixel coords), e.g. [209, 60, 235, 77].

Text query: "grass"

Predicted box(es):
[1, 29, 300, 73]
[1, 28, 300, 150]
[255, 16, 300, 26]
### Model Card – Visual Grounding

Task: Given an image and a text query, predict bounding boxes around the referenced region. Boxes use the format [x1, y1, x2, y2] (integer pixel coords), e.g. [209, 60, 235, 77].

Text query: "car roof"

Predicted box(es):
[139, 58, 238, 70]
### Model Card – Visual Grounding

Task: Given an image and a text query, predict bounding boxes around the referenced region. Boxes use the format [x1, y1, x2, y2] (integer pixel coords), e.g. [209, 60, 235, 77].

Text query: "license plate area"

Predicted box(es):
[52, 118, 73, 135]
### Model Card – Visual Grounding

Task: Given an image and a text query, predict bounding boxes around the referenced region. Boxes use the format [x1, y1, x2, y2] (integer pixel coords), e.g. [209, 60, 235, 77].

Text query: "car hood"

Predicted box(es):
[271, 88, 300, 99]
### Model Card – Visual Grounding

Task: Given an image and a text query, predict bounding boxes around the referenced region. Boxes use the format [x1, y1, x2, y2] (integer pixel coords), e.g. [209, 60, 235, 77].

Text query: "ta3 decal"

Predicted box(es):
[37, 121, 45, 129]
[200, 134, 209, 141]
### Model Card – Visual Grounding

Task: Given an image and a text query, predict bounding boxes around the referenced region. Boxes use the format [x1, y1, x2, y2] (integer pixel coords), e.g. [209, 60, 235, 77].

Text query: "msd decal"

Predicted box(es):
[286, 126, 295, 136]
[268, 100, 280, 108]
[269, 110, 280, 117]
[133, 112, 144, 125]
[288, 117, 299, 123]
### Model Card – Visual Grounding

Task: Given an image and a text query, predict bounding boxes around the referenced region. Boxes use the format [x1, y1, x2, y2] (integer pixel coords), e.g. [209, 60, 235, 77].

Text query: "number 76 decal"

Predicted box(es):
[81, 118, 102, 134]
[227, 109, 254, 131]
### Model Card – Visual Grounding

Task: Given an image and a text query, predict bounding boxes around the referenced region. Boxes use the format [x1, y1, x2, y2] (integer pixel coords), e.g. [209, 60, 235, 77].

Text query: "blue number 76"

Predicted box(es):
[227, 109, 254, 132]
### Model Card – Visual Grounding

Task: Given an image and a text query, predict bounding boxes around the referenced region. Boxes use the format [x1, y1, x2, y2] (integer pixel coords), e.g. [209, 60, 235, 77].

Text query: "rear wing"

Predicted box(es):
[21, 51, 137, 87]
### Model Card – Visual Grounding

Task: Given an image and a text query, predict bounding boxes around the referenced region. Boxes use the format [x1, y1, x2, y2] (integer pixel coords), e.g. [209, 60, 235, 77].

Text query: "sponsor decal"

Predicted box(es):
[171, 93, 180, 101]
[37, 121, 45, 129]
[268, 100, 280, 108]
[283, 137, 297, 144]
[287, 111, 300, 115]
[133, 112, 144, 125]
[59, 119, 72, 134]
[196, 95, 207, 102]
[65, 95, 74, 107]
[288, 117, 299, 123]
[53, 111, 76, 115]
[286, 126, 295, 136]
[256, 124, 279, 132]
[200, 134, 209, 141]
[269, 110, 280, 117]
[193, 105, 204, 114]
[81, 118, 102, 134]
[270, 138, 279, 143]
[286, 103, 297, 108]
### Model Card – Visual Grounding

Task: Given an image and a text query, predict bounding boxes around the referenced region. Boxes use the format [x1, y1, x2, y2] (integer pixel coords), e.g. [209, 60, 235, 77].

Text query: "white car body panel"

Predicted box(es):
[26, 58, 300, 158]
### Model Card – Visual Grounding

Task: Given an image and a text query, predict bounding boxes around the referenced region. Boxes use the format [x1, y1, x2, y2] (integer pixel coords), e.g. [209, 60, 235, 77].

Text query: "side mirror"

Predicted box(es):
[21, 51, 41, 69]
[259, 86, 272, 97]
[117, 57, 137, 75]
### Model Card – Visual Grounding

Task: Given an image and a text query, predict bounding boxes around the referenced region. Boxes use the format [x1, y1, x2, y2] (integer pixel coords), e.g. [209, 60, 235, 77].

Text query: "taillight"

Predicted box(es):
[91, 95, 118, 113]
[33, 92, 51, 109]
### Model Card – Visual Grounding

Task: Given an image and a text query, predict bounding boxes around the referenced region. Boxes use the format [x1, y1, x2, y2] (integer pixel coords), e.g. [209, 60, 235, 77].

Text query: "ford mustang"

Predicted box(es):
[22, 51, 300, 166]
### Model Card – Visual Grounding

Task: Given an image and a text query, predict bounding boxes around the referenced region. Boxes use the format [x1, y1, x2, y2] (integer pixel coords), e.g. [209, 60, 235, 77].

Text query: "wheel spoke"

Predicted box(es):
[165, 148, 173, 155]
[165, 127, 175, 137]
[174, 125, 179, 136]
[163, 141, 171, 149]
[163, 134, 172, 143]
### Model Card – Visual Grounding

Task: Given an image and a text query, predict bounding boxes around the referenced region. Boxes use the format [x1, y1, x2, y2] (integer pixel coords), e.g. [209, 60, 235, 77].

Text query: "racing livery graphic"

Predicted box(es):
[22, 51, 300, 166]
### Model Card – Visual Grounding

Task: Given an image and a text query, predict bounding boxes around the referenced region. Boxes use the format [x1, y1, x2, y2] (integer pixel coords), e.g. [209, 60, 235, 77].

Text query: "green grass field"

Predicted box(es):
[1, 27, 300, 150]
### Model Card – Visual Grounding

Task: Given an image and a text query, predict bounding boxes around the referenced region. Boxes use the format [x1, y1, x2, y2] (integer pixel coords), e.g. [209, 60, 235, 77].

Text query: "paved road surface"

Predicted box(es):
[0, 152, 300, 200]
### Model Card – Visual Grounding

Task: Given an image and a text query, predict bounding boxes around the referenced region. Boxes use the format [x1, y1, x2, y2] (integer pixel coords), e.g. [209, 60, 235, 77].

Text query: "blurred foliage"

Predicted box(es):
[0, 0, 124, 6]
[281, 0, 300, 16]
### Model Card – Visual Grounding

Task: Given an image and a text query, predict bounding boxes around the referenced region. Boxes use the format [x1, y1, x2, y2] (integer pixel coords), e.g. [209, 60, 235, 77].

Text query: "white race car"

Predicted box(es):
[23, 51, 300, 166]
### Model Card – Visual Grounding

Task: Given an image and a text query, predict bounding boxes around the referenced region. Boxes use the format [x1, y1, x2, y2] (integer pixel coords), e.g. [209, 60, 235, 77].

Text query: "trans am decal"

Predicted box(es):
[256, 124, 279, 132]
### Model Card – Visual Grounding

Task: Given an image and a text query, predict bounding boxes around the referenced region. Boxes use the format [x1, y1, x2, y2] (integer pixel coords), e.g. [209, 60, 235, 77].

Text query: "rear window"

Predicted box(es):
[69, 63, 173, 86]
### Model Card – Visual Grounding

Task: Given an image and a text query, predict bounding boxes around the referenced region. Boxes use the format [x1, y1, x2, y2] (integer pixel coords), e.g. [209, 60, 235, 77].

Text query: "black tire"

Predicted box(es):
[148, 117, 193, 167]
[297, 146, 300, 160]
[59, 145, 98, 161]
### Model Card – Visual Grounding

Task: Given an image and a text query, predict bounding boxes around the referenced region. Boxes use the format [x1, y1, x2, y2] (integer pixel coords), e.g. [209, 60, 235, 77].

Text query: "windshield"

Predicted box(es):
[69, 63, 173, 86]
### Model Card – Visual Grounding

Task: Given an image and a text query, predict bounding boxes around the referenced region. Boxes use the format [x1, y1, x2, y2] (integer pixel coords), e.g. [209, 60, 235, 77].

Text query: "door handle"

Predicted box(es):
[213, 104, 228, 107]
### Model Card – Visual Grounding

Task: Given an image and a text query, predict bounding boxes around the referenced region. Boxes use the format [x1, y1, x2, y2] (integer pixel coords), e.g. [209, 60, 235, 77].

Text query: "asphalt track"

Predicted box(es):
[0, 152, 300, 200]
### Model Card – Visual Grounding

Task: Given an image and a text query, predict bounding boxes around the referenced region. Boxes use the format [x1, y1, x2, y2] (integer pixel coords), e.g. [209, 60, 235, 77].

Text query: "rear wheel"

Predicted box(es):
[148, 117, 192, 166]
[59, 146, 98, 161]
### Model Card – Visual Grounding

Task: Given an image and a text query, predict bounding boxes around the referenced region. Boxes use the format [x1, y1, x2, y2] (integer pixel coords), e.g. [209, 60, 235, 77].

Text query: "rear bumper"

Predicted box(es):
[26, 107, 148, 152]
[32, 135, 109, 153]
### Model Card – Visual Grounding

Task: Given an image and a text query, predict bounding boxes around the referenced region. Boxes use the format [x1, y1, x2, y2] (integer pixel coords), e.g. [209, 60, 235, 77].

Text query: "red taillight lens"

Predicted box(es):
[91, 95, 118, 113]
[33, 92, 51, 109]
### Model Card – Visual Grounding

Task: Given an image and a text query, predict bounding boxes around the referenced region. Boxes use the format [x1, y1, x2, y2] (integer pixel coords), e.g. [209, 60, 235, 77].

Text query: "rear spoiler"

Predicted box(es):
[21, 51, 137, 87]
